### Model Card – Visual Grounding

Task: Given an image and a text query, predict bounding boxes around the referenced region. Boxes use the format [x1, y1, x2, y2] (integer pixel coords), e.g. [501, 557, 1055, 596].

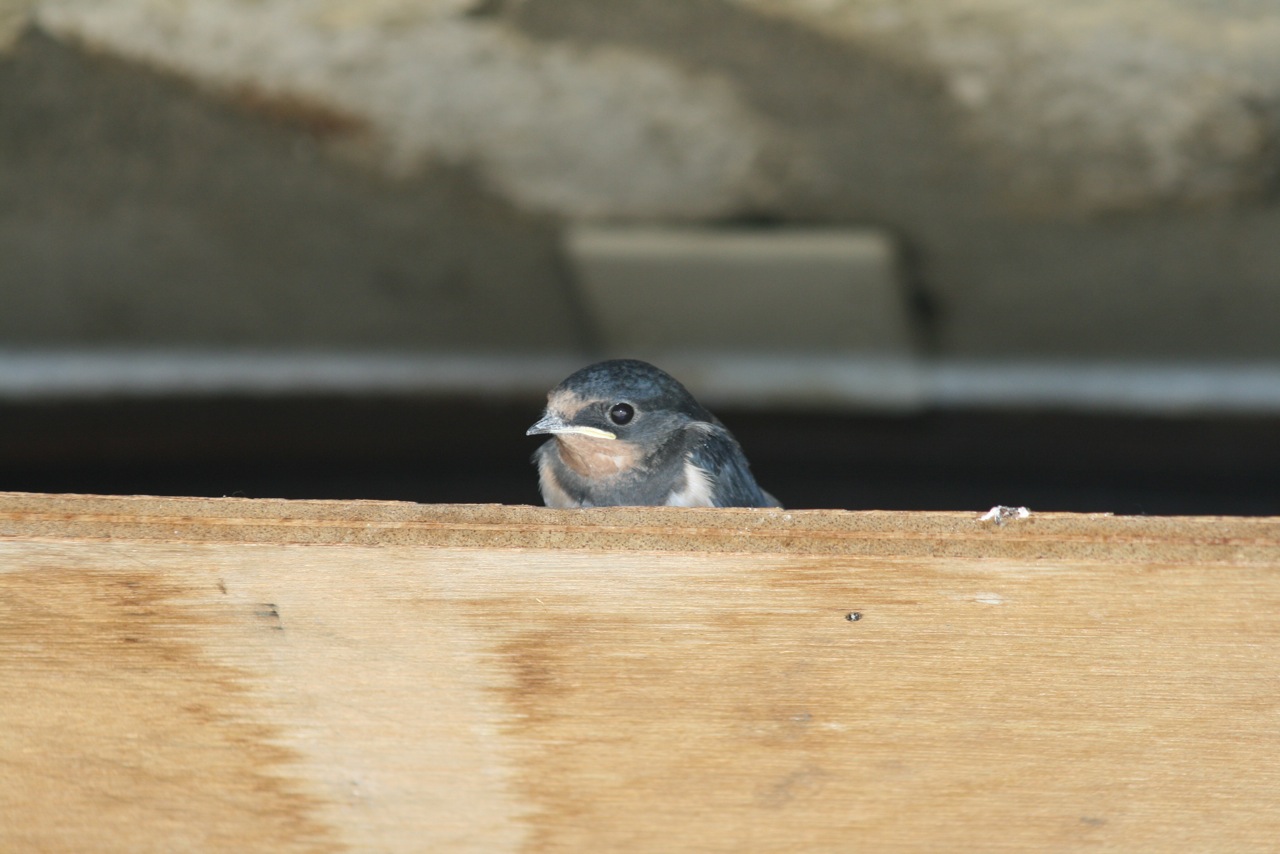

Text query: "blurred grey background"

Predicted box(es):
[3, 0, 1280, 513]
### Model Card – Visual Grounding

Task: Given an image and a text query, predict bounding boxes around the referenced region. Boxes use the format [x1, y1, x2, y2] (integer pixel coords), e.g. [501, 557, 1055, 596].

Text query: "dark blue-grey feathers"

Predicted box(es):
[551, 359, 710, 420]
[686, 424, 780, 508]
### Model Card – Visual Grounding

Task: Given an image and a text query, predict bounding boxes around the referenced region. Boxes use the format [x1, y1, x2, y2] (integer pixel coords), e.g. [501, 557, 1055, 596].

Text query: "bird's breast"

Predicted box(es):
[554, 434, 642, 479]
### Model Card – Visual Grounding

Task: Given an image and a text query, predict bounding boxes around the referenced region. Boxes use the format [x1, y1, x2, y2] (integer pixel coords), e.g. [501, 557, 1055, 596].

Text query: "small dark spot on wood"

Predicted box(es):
[255, 603, 283, 629]
[1079, 816, 1107, 826]
[845, 611, 862, 622]
[217, 578, 228, 594]
[122, 636, 141, 643]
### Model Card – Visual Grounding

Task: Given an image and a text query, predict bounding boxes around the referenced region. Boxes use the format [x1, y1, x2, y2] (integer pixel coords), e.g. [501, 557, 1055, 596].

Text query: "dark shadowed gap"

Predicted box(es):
[1, 397, 1276, 516]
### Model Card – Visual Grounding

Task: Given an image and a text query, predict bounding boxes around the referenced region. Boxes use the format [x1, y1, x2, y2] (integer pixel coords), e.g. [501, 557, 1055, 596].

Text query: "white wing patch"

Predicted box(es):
[666, 459, 716, 507]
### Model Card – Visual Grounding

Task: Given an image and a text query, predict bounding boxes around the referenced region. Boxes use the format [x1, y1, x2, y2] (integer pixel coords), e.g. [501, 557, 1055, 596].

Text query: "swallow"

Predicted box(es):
[526, 359, 780, 508]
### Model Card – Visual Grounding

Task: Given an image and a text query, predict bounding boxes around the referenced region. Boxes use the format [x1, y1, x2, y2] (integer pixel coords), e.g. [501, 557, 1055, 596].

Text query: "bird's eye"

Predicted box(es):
[608, 403, 635, 425]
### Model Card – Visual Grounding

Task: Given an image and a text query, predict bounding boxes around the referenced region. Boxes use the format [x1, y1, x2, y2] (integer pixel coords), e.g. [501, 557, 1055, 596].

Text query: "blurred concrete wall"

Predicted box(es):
[4, 0, 1280, 405]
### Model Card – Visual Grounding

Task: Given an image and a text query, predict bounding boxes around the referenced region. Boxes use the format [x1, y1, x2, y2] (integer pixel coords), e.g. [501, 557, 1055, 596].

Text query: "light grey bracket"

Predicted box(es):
[564, 227, 913, 355]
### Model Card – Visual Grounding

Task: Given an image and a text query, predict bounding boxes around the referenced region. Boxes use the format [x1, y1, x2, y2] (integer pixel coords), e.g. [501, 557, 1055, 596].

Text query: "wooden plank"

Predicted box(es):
[1, 492, 1278, 852]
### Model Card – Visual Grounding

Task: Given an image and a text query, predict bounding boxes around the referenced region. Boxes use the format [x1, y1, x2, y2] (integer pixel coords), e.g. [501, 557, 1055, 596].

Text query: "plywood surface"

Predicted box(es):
[2, 492, 1279, 852]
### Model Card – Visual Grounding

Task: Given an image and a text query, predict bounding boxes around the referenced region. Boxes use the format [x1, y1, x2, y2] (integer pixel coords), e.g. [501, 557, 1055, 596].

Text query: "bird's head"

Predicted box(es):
[526, 359, 711, 450]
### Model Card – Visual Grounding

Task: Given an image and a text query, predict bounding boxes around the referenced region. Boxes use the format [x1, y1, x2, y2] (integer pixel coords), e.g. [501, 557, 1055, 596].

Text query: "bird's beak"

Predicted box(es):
[526, 413, 616, 440]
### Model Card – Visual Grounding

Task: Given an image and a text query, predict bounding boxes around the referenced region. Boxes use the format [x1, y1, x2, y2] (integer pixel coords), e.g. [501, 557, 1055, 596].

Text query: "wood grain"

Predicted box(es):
[1, 492, 1278, 852]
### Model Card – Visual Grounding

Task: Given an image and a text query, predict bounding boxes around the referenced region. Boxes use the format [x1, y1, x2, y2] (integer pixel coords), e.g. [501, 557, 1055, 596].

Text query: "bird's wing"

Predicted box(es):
[686, 424, 779, 508]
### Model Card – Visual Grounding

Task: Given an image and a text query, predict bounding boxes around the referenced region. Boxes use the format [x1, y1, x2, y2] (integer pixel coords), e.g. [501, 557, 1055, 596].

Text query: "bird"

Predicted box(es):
[526, 359, 780, 509]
